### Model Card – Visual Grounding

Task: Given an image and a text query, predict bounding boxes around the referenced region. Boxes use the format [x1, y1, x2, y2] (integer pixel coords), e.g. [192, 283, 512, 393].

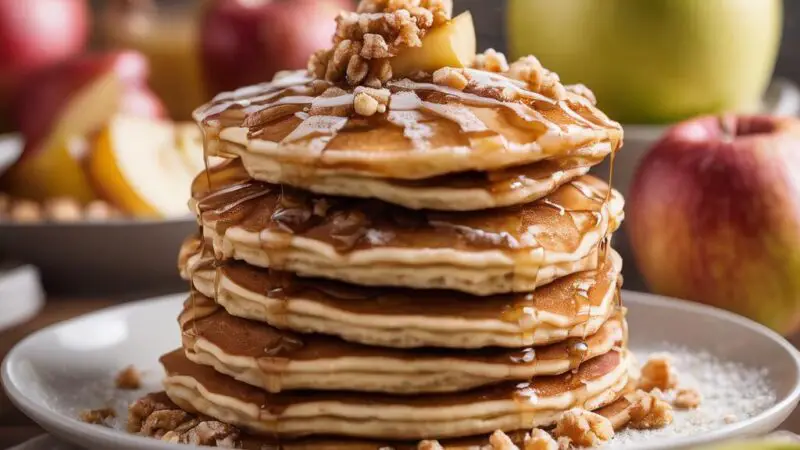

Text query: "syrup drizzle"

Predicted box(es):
[187, 64, 624, 431]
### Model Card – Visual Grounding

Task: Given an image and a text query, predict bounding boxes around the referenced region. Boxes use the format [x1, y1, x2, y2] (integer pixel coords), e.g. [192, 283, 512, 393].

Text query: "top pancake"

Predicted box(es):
[194, 70, 623, 182]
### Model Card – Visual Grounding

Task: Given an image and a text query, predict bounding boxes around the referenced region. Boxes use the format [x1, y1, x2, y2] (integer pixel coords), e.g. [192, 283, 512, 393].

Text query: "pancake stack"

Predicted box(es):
[157, 3, 630, 446]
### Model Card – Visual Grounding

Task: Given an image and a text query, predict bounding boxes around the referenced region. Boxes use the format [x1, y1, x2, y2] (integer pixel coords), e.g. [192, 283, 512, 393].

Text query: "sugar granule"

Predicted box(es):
[608, 345, 776, 448]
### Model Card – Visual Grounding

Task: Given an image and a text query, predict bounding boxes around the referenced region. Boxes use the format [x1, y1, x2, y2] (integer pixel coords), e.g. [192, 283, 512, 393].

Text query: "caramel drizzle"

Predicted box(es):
[193, 70, 622, 169]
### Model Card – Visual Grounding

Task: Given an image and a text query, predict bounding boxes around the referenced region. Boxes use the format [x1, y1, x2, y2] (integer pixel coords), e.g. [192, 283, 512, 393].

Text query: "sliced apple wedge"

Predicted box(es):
[0, 51, 165, 203]
[391, 11, 477, 77]
[88, 115, 197, 218]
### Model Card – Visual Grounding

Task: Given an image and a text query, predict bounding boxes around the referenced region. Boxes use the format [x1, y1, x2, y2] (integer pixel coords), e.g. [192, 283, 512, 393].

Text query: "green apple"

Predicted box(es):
[507, 0, 783, 124]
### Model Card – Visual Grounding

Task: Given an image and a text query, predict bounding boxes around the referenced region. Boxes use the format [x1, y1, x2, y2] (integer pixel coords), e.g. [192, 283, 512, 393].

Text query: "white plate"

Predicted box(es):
[3, 291, 800, 450]
[0, 133, 196, 296]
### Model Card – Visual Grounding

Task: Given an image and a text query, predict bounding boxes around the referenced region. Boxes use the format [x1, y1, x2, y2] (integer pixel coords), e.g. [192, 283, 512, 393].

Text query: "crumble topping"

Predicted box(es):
[523, 428, 559, 450]
[128, 393, 240, 447]
[309, 0, 453, 87]
[80, 407, 116, 427]
[626, 389, 675, 430]
[673, 387, 702, 410]
[472, 48, 509, 74]
[553, 408, 615, 448]
[115, 365, 142, 390]
[639, 354, 679, 392]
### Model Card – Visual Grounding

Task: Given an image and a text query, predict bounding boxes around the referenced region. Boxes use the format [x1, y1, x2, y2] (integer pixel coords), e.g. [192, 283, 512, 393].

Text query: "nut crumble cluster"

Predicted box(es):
[308, 0, 453, 87]
[305, 0, 597, 119]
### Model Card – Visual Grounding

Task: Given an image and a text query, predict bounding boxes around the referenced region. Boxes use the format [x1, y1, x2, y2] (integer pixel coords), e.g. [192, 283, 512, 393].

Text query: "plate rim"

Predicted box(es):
[3, 290, 800, 450]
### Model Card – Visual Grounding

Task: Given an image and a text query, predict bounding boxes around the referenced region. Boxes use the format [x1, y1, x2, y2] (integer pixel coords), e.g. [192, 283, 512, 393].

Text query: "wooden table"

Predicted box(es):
[2, 298, 800, 448]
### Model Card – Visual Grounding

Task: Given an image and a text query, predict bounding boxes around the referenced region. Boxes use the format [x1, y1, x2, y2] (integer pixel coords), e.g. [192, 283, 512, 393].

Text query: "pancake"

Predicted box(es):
[228, 138, 608, 211]
[179, 237, 623, 349]
[131, 384, 639, 449]
[161, 349, 632, 440]
[194, 70, 623, 181]
[193, 160, 624, 295]
[180, 293, 626, 394]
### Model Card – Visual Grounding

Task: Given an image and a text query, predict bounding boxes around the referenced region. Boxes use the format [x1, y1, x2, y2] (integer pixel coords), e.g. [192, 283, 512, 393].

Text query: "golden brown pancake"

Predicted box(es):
[192, 160, 624, 295]
[194, 70, 622, 181]
[180, 293, 626, 394]
[179, 236, 623, 348]
[161, 349, 632, 440]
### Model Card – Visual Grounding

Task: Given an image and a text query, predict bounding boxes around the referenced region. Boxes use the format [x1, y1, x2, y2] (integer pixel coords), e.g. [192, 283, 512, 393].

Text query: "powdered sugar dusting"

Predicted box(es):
[608, 345, 777, 448]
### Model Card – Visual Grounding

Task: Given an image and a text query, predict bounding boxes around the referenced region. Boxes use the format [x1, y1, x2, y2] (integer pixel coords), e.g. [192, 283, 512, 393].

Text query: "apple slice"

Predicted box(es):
[88, 115, 196, 218]
[391, 11, 477, 77]
[0, 51, 166, 203]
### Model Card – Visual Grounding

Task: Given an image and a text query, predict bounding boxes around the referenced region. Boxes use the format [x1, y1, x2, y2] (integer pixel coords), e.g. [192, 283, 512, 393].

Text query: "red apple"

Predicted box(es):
[1, 51, 166, 203]
[199, 0, 353, 95]
[0, 0, 90, 129]
[628, 115, 800, 334]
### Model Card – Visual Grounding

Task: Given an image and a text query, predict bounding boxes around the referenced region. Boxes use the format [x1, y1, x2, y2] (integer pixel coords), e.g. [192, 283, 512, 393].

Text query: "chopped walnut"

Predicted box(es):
[115, 365, 142, 390]
[472, 49, 509, 73]
[553, 408, 614, 448]
[626, 389, 674, 430]
[80, 407, 116, 426]
[639, 354, 678, 392]
[433, 67, 470, 90]
[556, 437, 572, 450]
[565, 84, 597, 105]
[724, 414, 738, 424]
[362, 33, 392, 59]
[489, 429, 520, 450]
[505, 55, 566, 100]
[523, 428, 558, 450]
[311, 0, 451, 87]
[417, 440, 445, 450]
[354, 86, 391, 116]
[673, 387, 702, 409]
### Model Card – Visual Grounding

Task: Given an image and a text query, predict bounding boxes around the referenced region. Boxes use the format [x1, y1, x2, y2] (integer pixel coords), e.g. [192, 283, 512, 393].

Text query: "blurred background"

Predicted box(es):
[1, 1, 800, 334]
[4, 0, 800, 445]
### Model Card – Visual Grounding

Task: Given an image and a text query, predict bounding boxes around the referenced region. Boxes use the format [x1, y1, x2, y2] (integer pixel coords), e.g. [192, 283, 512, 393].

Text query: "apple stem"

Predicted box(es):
[719, 115, 737, 142]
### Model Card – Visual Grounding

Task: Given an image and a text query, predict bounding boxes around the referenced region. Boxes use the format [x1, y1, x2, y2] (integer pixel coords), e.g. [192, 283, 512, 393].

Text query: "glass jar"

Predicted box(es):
[99, 0, 207, 121]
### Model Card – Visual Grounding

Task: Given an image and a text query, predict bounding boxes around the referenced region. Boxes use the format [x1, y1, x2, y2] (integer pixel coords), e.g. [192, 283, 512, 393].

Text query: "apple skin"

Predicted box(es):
[13, 51, 166, 161]
[200, 0, 353, 95]
[628, 115, 800, 334]
[507, 0, 783, 124]
[0, 0, 90, 130]
[0, 51, 166, 203]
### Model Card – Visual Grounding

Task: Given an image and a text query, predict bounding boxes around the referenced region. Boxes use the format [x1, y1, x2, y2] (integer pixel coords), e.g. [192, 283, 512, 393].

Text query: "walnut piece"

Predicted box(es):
[80, 407, 116, 426]
[673, 387, 702, 409]
[724, 414, 738, 424]
[639, 354, 679, 392]
[354, 86, 391, 116]
[115, 365, 142, 390]
[553, 408, 614, 448]
[417, 440, 445, 450]
[489, 429, 521, 450]
[311, 0, 452, 87]
[505, 55, 566, 100]
[128, 393, 240, 447]
[472, 48, 509, 73]
[627, 389, 674, 430]
[433, 67, 469, 90]
[523, 428, 558, 450]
